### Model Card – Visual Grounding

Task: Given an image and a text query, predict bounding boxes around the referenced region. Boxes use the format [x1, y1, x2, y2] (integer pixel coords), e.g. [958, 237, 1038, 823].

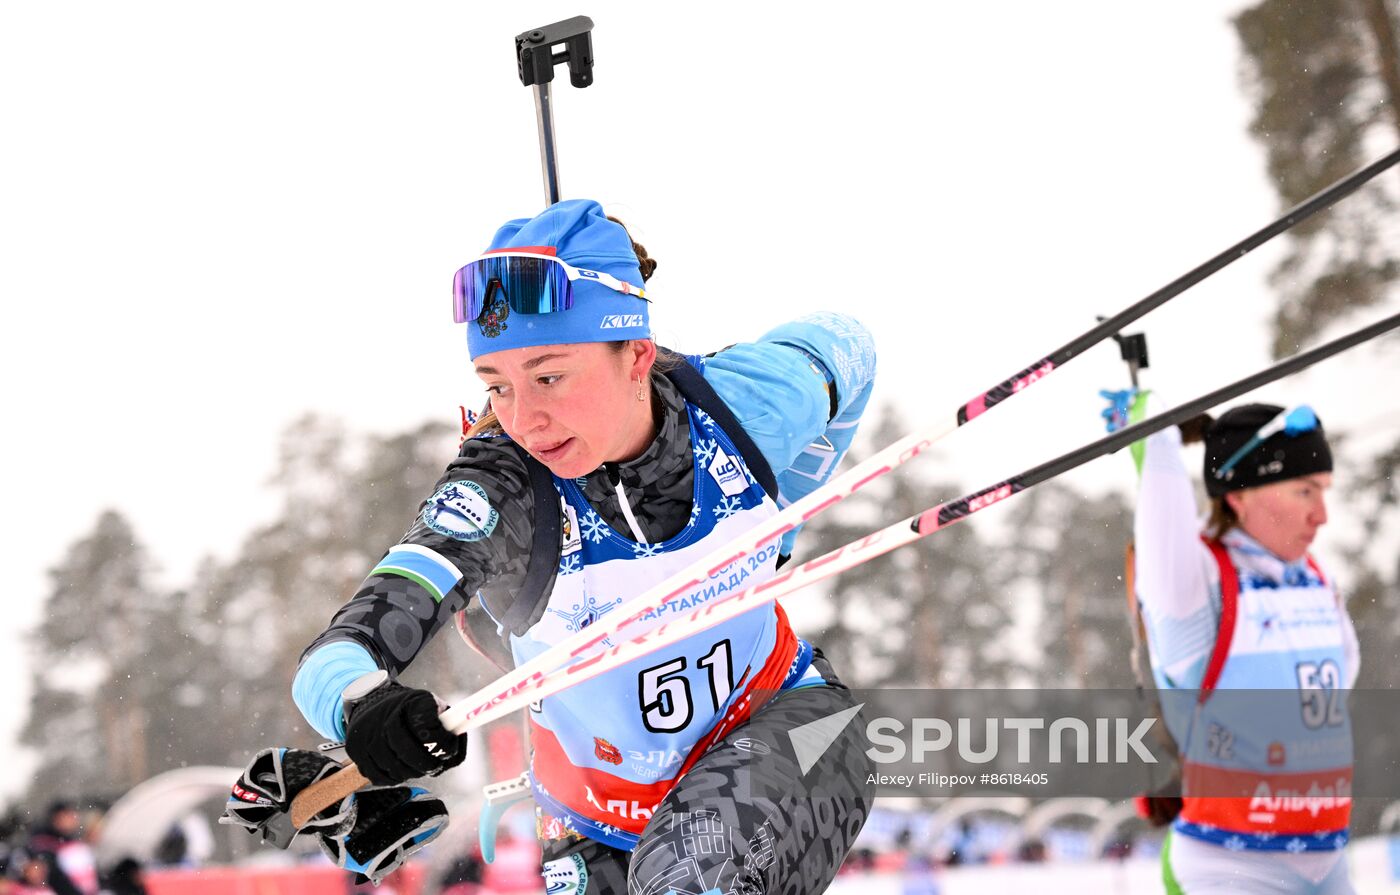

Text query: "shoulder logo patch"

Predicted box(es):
[541, 854, 589, 894]
[423, 480, 499, 542]
[707, 445, 750, 498]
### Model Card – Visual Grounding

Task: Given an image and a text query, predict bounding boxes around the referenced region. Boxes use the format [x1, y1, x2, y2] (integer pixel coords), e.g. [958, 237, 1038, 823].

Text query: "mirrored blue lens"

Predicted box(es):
[452, 256, 573, 323]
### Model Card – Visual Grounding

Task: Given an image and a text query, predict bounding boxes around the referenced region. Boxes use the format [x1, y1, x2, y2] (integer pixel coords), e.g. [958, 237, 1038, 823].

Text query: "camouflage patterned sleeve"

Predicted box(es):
[300, 435, 538, 676]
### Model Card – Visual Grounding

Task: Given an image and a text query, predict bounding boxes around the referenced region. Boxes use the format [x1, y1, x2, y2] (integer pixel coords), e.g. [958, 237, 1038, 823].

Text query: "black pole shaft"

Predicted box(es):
[929, 311, 1400, 530]
[959, 145, 1400, 424]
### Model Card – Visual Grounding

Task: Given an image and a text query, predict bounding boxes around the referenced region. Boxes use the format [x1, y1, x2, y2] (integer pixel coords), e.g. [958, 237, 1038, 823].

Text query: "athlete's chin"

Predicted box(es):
[1280, 532, 1316, 562]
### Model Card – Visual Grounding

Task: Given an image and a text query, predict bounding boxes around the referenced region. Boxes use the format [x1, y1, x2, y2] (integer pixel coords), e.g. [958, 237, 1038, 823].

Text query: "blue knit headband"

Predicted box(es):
[466, 199, 651, 359]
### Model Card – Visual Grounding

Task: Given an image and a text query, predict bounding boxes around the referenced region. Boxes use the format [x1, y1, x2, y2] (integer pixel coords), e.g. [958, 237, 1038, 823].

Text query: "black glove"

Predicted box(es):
[220, 747, 356, 844]
[316, 784, 449, 885]
[344, 678, 467, 785]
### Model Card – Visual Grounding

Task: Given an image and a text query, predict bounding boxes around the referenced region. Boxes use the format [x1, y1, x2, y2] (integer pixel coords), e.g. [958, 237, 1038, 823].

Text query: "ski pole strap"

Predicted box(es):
[1198, 538, 1239, 703]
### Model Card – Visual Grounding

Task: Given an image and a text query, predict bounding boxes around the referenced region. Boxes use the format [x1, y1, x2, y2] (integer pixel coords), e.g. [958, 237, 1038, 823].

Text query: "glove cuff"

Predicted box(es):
[318, 787, 449, 884]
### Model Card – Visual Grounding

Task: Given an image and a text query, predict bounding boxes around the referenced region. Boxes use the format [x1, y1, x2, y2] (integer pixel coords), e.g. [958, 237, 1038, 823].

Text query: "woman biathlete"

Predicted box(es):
[1107, 391, 1358, 894]
[283, 200, 876, 893]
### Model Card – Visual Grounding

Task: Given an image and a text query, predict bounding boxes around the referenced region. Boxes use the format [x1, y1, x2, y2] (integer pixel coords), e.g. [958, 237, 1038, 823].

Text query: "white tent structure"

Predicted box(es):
[94, 766, 242, 866]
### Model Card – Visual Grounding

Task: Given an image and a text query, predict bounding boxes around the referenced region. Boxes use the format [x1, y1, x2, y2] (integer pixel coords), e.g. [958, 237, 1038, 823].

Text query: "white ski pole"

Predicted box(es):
[284, 314, 1400, 831]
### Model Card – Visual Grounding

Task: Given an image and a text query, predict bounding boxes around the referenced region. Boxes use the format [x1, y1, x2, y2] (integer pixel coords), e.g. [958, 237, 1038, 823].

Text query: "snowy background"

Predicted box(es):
[3, 0, 1398, 810]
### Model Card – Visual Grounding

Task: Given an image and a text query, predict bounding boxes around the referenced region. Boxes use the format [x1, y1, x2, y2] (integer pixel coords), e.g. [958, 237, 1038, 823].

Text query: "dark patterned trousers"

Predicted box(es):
[539, 652, 874, 895]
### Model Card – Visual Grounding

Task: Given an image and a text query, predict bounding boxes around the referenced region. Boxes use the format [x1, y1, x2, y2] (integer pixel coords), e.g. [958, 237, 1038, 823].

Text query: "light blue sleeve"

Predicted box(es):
[703, 313, 876, 555]
[291, 640, 380, 741]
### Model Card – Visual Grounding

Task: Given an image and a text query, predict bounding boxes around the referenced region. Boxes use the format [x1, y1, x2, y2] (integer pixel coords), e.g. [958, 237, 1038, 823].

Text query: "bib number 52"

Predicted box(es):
[1295, 659, 1345, 729]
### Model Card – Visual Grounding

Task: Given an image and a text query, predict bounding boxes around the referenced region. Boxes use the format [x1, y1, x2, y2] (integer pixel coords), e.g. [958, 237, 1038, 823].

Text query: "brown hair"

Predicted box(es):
[1203, 497, 1239, 541]
[464, 214, 663, 441]
[1177, 411, 1236, 540]
[607, 215, 658, 282]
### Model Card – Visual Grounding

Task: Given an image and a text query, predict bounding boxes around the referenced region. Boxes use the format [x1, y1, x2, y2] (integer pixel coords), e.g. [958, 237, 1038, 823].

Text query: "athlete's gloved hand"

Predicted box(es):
[220, 747, 356, 843]
[315, 785, 449, 885]
[1099, 388, 1140, 433]
[344, 679, 467, 785]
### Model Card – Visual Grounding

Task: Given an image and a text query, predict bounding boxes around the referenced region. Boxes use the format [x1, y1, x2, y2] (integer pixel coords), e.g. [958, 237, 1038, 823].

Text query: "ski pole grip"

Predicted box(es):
[290, 763, 371, 829]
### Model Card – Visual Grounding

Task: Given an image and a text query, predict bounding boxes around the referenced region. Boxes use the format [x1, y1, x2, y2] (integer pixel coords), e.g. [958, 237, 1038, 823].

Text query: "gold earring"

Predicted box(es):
[636, 375, 645, 402]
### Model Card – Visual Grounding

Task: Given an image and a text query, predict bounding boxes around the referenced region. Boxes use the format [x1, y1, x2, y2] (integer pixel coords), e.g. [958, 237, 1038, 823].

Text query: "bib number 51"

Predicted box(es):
[638, 641, 733, 733]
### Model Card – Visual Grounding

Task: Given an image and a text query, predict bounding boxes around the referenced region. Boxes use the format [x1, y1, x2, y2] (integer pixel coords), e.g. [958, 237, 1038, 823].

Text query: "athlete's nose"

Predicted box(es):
[1312, 491, 1328, 528]
[506, 389, 549, 436]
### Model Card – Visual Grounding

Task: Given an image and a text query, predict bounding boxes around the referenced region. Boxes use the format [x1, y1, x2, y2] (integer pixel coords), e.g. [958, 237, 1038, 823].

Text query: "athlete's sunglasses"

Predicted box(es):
[452, 248, 647, 324]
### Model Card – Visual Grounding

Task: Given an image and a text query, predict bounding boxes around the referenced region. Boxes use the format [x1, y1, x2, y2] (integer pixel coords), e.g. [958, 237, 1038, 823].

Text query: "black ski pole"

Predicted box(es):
[515, 15, 595, 207]
[960, 145, 1400, 424]
[929, 311, 1400, 533]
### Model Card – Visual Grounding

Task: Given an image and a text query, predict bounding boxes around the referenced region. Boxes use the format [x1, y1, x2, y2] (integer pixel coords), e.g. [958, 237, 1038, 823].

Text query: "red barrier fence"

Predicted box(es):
[143, 842, 542, 895]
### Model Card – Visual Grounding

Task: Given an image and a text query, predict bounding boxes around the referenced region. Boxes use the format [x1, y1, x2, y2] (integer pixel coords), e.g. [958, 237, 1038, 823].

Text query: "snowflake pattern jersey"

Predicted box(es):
[511, 399, 809, 850]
